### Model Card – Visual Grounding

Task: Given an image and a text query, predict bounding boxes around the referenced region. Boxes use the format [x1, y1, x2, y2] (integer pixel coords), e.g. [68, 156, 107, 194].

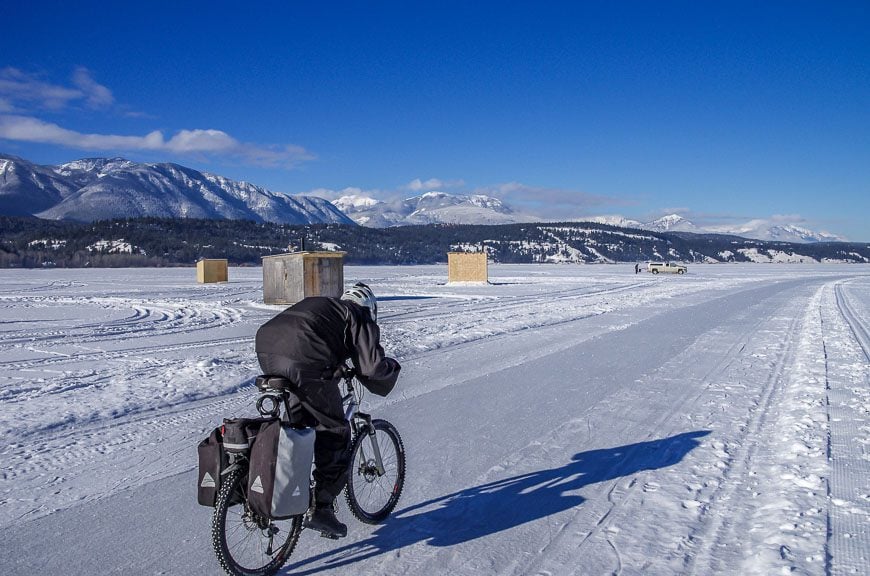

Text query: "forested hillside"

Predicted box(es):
[1, 216, 868, 268]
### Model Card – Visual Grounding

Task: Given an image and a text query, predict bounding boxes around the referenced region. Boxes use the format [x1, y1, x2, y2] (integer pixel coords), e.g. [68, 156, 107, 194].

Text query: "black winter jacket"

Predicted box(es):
[255, 297, 401, 396]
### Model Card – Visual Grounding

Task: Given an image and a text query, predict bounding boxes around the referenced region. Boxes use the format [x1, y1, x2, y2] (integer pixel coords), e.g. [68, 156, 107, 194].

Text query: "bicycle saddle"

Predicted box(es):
[255, 375, 297, 392]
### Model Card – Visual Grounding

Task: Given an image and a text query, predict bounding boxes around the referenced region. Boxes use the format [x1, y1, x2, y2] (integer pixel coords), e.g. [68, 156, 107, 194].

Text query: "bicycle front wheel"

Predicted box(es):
[345, 418, 406, 524]
[212, 468, 302, 576]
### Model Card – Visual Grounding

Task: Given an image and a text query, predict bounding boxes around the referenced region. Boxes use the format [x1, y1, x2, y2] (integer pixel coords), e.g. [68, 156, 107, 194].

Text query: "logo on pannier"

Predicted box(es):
[250, 476, 265, 494]
[200, 472, 216, 488]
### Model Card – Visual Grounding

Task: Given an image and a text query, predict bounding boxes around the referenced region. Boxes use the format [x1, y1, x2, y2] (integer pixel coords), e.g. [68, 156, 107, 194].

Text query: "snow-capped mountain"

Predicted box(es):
[653, 214, 846, 243]
[332, 191, 537, 227]
[406, 191, 523, 225]
[586, 213, 844, 244]
[3, 153, 846, 242]
[331, 194, 408, 227]
[0, 154, 354, 225]
[643, 214, 701, 233]
[332, 194, 381, 212]
[763, 224, 844, 243]
[707, 220, 846, 243]
[0, 155, 81, 215]
[582, 215, 646, 229]
[332, 192, 844, 243]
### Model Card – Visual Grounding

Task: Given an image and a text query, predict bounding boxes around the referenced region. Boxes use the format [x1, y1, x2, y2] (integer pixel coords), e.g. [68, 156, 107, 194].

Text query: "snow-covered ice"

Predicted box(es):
[0, 263, 868, 575]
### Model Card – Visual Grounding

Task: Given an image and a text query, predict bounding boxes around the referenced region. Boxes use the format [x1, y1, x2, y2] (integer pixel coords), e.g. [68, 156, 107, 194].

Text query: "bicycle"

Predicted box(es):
[211, 365, 406, 576]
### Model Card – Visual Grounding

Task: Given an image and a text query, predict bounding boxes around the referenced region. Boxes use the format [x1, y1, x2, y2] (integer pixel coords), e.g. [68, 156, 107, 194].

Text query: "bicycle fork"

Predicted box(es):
[354, 412, 386, 477]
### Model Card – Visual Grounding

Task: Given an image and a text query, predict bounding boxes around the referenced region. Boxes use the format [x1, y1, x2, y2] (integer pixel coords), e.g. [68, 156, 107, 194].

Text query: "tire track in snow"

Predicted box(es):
[684, 313, 803, 574]
[0, 280, 87, 295]
[355, 280, 813, 576]
[382, 278, 749, 360]
[0, 296, 244, 347]
[0, 385, 254, 528]
[515, 279, 828, 576]
[0, 335, 252, 371]
[381, 281, 655, 323]
[517, 292, 787, 576]
[681, 281, 833, 575]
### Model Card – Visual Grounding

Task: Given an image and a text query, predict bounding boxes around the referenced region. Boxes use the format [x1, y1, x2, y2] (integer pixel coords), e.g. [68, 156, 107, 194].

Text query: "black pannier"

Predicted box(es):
[197, 427, 226, 507]
[197, 417, 274, 507]
[221, 417, 272, 453]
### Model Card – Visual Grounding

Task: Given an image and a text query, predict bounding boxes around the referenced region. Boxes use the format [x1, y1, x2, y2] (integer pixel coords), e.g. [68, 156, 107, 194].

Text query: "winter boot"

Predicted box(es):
[303, 504, 347, 539]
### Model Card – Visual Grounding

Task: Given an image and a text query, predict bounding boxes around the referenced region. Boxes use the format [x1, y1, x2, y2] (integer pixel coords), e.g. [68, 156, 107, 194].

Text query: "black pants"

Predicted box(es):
[295, 378, 352, 506]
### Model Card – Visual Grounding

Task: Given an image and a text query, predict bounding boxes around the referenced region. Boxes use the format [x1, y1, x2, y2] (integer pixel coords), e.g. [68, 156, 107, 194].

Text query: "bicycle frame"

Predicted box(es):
[254, 368, 388, 478]
[341, 375, 387, 477]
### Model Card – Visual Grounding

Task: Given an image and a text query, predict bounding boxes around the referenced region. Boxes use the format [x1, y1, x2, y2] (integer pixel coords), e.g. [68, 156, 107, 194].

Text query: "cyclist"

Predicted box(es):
[254, 282, 401, 539]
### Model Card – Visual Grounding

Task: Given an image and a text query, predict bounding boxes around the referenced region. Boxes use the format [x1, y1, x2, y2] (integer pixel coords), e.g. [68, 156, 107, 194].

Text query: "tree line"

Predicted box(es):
[1, 216, 868, 268]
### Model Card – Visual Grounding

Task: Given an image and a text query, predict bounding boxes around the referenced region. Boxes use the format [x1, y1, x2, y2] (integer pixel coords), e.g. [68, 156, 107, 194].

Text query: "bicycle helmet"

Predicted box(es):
[340, 282, 378, 322]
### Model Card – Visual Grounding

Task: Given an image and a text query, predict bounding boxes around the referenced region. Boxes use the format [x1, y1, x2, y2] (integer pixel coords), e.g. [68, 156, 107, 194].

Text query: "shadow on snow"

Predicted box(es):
[284, 430, 710, 574]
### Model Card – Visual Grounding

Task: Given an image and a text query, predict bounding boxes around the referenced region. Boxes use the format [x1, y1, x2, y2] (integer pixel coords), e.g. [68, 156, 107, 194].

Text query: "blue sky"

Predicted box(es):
[2, 1, 868, 240]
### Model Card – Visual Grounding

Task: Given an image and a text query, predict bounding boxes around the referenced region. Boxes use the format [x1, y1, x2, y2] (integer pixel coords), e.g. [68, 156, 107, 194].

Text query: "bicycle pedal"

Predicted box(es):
[319, 532, 340, 540]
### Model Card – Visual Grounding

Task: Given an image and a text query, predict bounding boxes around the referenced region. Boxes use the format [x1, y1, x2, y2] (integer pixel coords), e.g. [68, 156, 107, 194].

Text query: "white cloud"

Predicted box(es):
[71, 67, 114, 108]
[0, 114, 161, 149]
[165, 129, 238, 153]
[472, 181, 624, 219]
[658, 207, 692, 217]
[769, 214, 808, 224]
[303, 186, 380, 201]
[238, 143, 315, 168]
[405, 177, 464, 191]
[0, 67, 113, 111]
[0, 67, 313, 168]
[0, 114, 315, 168]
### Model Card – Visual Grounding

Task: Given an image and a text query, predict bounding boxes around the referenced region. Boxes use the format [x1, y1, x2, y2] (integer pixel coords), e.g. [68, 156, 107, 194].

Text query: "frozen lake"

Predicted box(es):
[1, 263, 868, 575]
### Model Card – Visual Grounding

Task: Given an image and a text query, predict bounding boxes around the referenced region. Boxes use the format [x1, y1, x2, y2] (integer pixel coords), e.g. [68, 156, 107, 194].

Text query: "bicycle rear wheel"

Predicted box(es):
[212, 468, 302, 576]
[345, 419, 405, 524]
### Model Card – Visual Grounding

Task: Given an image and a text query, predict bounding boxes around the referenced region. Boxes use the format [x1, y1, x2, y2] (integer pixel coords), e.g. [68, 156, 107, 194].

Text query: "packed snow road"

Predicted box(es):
[0, 264, 867, 575]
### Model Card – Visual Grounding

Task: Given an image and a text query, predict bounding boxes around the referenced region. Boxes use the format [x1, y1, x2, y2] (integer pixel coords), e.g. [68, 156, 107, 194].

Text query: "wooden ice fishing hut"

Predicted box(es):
[262, 251, 345, 305]
[447, 252, 488, 283]
[196, 258, 228, 283]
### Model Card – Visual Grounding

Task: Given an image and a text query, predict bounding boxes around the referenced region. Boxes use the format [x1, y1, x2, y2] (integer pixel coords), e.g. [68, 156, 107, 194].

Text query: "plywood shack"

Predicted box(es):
[197, 258, 228, 283]
[447, 252, 488, 283]
[262, 251, 345, 305]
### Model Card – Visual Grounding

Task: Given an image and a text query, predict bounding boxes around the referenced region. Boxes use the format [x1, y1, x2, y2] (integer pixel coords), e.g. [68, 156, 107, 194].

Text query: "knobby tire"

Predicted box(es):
[212, 468, 302, 576]
[345, 419, 406, 524]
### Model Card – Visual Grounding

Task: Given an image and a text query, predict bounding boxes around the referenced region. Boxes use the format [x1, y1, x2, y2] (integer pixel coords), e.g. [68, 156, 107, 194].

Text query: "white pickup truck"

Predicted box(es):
[647, 262, 687, 274]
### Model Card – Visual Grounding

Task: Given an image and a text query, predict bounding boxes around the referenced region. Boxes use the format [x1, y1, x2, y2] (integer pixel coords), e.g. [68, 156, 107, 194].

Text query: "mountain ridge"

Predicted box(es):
[337, 189, 846, 243]
[1, 154, 849, 243]
[333, 190, 538, 227]
[0, 154, 354, 225]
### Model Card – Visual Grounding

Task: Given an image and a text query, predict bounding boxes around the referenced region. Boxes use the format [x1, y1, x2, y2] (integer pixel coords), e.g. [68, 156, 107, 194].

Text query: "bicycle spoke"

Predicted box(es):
[213, 469, 301, 575]
[346, 420, 405, 524]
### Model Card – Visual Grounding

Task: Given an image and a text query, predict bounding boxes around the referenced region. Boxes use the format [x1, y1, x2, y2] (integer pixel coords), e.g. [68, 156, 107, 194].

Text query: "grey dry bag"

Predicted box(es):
[247, 420, 315, 519]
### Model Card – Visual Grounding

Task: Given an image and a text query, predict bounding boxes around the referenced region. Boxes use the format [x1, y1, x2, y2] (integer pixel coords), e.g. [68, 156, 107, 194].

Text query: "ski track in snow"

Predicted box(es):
[0, 264, 868, 576]
[826, 280, 870, 575]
